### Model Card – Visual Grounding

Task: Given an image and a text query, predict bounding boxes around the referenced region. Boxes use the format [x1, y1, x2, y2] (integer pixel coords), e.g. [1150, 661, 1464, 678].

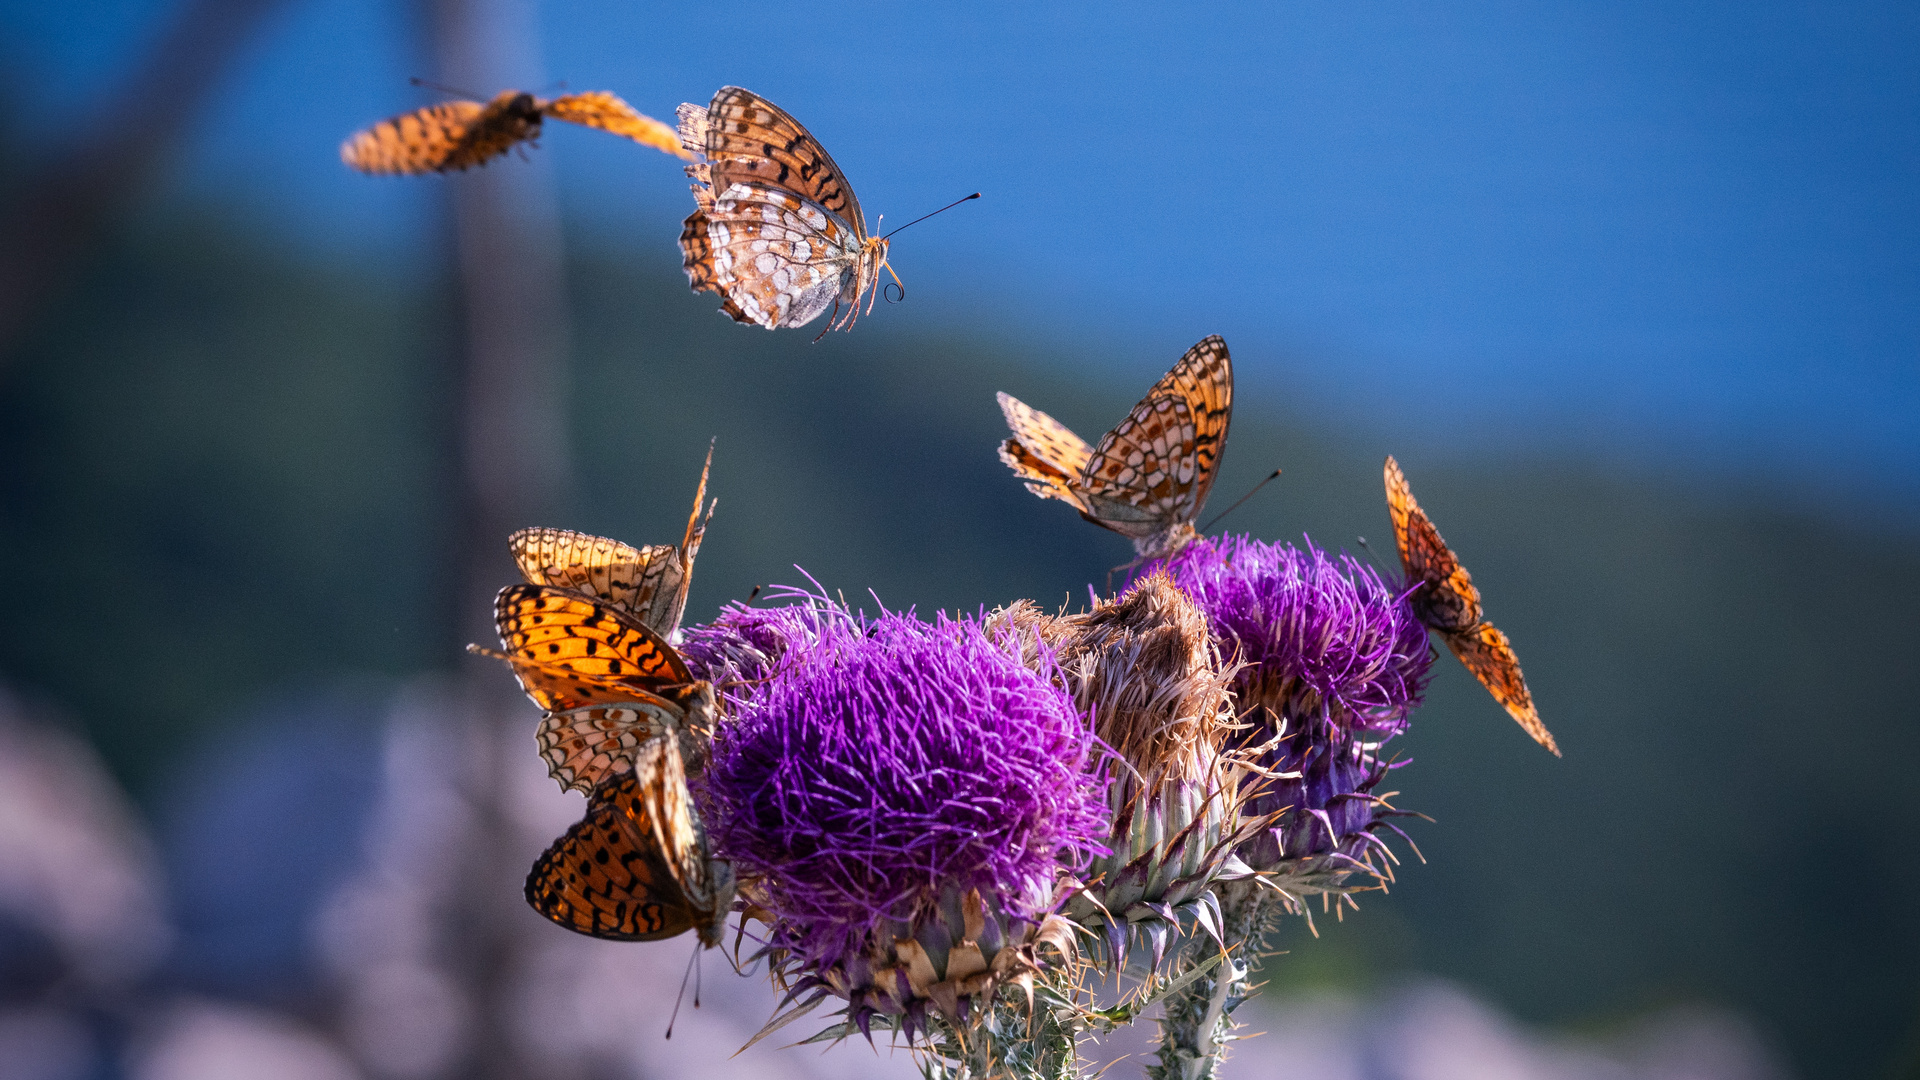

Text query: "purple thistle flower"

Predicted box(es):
[1148, 534, 1433, 881]
[698, 598, 1107, 1028]
[679, 585, 852, 702]
[1153, 534, 1432, 738]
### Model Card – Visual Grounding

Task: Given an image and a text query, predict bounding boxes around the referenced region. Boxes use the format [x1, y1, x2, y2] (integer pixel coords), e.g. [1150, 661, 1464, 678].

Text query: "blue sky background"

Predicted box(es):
[7, 0, 1916, 524]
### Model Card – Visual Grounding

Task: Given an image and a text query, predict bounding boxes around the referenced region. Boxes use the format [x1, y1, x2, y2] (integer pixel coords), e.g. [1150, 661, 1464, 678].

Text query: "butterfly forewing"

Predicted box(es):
[1382, 456, 1482, 632]
[542, 92, 689, 158]
[525, 740, 732, 944]
[491, 585, 691, 708]
[702, 87, 864, 232]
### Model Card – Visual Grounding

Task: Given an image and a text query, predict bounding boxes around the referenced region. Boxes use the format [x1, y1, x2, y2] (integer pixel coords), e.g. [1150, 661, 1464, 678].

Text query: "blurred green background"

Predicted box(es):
[1, 2, 1917, 1078]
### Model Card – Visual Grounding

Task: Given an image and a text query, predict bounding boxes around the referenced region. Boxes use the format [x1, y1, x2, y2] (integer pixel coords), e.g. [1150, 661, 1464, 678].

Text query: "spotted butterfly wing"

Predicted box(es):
[1383, 456, 1483, 633]
[536, 681, 718, 794]
[509, 445, 715, 637]
[1382, 456, 1559, 756]
[486, 585, 690, 712]
[525, 738, 734, 945]
[343, 89, 687, 175]
[540, 91, 691, 158]
[1445, 624, 1555, 754]
[996, 394, 1095, 509]
[997, 335, 1233, 559]
[341, 92, 538, 174]
[677, 87, 888, 333]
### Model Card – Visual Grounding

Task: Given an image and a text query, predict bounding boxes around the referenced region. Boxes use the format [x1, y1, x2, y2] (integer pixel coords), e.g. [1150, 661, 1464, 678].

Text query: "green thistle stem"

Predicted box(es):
[1146, 884, 1270, 1080]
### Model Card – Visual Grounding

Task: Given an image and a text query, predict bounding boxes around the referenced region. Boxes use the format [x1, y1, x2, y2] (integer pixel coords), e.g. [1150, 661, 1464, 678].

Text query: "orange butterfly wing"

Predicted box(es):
[488, 585, 691, 712]
[508, 447, 714, 636]
[1383, 456, 1559, 756]
[340, 91, 540, 175]
[996, 335, 1233, 559]
[1383, 455, 1482, 633]
[1447, 624, 1559, 756]
[524, 740, 733, 945]
[996, 392, 1096, 512]
[541, 91, 691, 159]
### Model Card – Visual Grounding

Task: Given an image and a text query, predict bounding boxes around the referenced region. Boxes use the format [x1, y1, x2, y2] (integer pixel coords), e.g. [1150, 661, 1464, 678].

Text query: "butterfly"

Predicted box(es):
[1384, 455, 1560, 756]
[676, 86, 893, 334]
[341, 89, 690, 175]
[997, 335, 1233, 561]
[509, 444, 715, 639]
[525, 735, 735, 946]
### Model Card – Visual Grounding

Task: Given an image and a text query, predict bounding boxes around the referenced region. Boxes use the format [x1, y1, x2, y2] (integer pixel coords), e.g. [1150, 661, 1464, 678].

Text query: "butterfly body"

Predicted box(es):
[342, 88, 687, 175]
[678, 87, 889, 333]
[1384, 456, 1559, 756]
[525, 738, 735, 946]
[998, 335, 1233, 560]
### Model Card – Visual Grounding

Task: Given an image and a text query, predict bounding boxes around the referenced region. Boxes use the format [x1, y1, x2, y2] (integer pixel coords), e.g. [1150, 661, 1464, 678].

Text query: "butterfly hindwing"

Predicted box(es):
[340, 96, 531, 175]
[535, 682, 717, 794]
[1445, 623, 1557, 755]
[705, 181, 867, 330]
[524, 740, 732, 945]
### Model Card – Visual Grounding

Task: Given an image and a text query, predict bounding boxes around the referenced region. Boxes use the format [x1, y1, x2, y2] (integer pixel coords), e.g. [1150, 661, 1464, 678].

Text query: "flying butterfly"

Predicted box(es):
[509, 443, 715, 639]
[341, 88, 689, 175]
[474, 585, 691, 713]
[677, 87, 973, 335]
[997, 335, 1233, 561]
[526, 736, 735, 946]
[1384, 455, 1560, 756]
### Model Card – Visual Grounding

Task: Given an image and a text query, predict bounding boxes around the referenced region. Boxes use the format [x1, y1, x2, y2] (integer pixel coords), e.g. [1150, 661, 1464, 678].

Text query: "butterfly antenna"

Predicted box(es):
[408, 75, 484, 100]
[879, 192, 981, 241]
[666, 940, 700, 1038]
[1353, 535, 1388, 575]
[1201, 468, 1283, 533]
[744, 585, 763, 605]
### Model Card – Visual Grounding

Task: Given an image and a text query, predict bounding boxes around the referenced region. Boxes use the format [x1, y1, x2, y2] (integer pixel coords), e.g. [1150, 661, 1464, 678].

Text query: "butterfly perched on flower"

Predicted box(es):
[676, 86, 893, 334]
[1384, 455, 1560, 756]
[526, 734, 736, 946]
[341, 88, 689, 175]
[997, 335, 1234, 561]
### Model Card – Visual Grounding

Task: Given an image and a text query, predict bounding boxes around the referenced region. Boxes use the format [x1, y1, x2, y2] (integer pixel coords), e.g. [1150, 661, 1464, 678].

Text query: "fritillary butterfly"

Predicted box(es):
[1384, 455, 1560, 756]
[341, 89, 689, 175]
[676, 86, 891, 334]
[525, 736, 735, 946]
[998, 335, 1233, 560]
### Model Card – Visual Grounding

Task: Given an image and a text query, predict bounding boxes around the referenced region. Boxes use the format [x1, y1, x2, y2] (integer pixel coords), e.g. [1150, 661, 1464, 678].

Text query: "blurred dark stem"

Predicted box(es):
[419, 0, 569, 1076]
[0, 0, 288, 362]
